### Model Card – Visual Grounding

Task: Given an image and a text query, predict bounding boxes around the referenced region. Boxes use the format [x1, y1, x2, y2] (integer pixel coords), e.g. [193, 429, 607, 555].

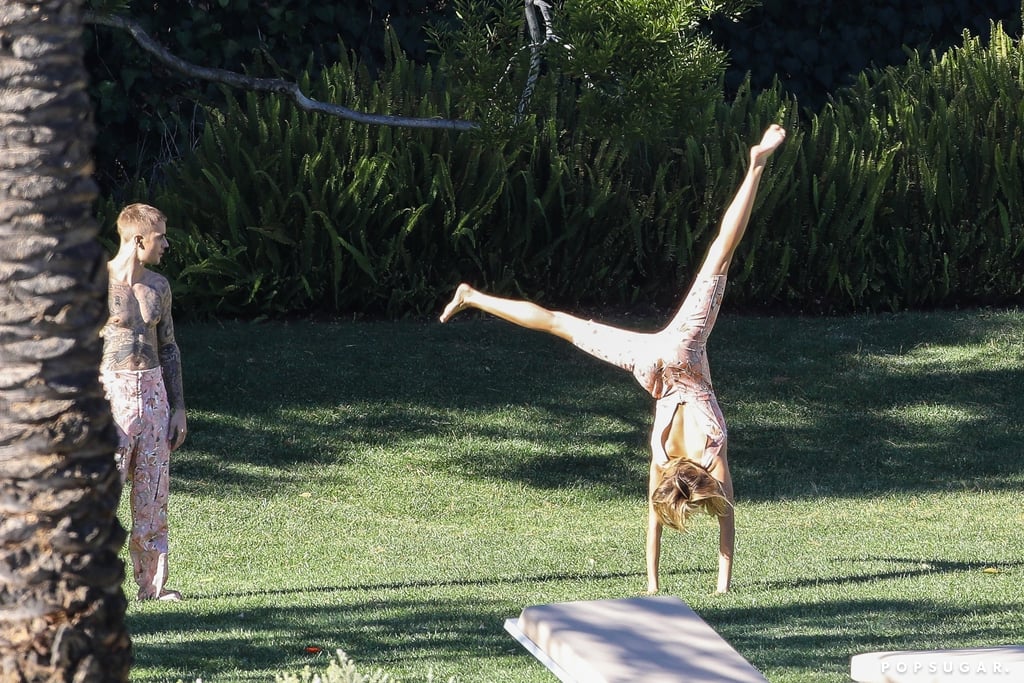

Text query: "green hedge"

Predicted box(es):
[779, 23, 1024, 311]
[101, 23, 1023, 319]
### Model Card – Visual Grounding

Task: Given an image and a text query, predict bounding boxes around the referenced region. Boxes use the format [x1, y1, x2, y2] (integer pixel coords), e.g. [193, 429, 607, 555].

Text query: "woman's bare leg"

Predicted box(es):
[439, 283, 580, 342]
[697, 124, 787, 280]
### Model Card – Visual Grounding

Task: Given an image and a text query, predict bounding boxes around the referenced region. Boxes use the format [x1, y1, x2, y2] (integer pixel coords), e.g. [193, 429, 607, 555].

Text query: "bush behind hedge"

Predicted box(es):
[104, 23, 1023, 319]
[707, 0, 1022, 109]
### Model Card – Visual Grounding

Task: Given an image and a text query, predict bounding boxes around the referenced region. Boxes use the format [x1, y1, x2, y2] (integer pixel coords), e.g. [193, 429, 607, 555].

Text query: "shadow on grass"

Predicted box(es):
[128, 595, 527, 681]
[174, 377, 650, 498]
[184, 568, 656, 601]
[713, 597, 1023, 674]
[174, 311, 1024, 502]
[757, 556, 1024, 590]
[725, 368, 1024, 500]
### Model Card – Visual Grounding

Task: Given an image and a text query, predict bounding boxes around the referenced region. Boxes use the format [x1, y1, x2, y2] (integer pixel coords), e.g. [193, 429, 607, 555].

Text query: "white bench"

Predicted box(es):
[850, 645, 1024, 682]
[504, 595, 769, 682]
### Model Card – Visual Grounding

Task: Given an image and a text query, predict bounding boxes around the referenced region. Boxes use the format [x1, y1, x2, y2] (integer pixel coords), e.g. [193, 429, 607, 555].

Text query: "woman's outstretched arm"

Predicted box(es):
[697, 124, 787, 280]
[714, 459, 736, 593]
[646, 461, 665, 594]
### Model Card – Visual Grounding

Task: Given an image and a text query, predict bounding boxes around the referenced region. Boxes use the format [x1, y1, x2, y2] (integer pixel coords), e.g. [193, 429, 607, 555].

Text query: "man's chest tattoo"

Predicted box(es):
[109, 283, 162, 327]
[104, 282, 164, 369]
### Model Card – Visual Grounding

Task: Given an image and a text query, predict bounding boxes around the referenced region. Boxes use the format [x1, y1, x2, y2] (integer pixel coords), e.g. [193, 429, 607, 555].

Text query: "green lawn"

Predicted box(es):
[121, 308, 1024, 682]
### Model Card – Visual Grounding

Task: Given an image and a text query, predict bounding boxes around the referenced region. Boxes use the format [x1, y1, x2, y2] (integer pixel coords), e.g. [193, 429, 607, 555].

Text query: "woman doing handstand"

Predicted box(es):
[440, 124, 786, 593]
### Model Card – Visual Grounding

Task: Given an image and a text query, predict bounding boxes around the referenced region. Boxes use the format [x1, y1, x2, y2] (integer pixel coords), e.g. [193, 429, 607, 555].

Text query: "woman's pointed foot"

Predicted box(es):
[440, 283, 473, 322]
[752, 124, 786, 165]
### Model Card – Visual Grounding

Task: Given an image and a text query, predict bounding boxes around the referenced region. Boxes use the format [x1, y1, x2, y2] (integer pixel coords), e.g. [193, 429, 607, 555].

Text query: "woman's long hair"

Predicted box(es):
[650, 458, 731, 532]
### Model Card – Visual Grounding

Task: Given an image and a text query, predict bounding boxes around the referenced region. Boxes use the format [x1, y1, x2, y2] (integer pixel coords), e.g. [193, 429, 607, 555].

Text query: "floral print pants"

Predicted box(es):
[102, 368, 172, 599]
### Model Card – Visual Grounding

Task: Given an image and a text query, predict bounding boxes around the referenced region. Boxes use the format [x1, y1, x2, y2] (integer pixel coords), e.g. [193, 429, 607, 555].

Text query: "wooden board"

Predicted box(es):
[504, 595, 769, 683]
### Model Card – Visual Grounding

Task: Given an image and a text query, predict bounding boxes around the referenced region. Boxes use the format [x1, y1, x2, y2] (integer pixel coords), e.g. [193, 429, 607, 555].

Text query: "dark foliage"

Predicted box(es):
[707, 0, 1022, 109]
[85, 0, 454, 195]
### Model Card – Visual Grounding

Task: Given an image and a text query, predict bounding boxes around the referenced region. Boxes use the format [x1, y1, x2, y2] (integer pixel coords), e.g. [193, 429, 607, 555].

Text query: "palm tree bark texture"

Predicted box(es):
[1, 1, 132, 681]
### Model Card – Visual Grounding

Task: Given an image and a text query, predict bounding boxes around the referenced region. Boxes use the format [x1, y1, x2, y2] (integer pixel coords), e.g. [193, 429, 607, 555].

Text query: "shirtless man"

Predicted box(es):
[100, 203, 187, 601]
[440, 125, 787, 593]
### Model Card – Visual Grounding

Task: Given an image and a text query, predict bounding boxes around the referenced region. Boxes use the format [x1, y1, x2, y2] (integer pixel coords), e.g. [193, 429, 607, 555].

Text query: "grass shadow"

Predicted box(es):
[184, 568, 658, 602]
[757, 556, 1024, 590]
[174, 310, 1024, 502]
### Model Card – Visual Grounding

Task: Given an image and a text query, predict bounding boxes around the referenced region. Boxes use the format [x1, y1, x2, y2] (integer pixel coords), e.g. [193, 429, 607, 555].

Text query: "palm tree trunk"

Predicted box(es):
[0, 0, 132, 680]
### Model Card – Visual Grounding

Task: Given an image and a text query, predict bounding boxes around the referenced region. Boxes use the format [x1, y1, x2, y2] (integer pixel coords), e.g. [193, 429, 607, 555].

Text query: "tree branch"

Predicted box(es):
[83, 11, 479, 131]
[516, 0, 568, 122]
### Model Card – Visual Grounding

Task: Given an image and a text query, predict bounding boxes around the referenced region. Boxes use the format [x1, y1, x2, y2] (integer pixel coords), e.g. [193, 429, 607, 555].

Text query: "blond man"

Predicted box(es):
[100, 203, 186, 601]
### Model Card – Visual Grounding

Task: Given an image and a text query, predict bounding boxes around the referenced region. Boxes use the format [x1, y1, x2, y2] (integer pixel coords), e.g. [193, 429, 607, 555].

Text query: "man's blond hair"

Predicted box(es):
[116, 203, 166, 243]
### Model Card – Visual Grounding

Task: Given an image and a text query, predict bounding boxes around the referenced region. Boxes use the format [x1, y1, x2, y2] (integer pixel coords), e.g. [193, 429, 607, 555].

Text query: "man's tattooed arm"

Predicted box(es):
[160, 342, 186, 411]
[156, 278, 185, 410]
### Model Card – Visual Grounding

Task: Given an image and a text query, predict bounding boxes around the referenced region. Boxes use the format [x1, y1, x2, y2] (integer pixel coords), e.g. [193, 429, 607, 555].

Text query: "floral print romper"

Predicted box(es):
[564, 274, 729, 467]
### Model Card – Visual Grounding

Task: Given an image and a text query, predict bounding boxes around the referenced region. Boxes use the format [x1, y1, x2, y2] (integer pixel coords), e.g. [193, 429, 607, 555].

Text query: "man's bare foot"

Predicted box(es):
[751, 124, 786, 166]
[439, 283, 473, 323]
[138, 588, 182, 601]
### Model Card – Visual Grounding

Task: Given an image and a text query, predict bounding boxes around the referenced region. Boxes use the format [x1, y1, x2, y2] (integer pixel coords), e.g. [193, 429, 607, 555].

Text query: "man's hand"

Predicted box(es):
[168, 409, 188, 450]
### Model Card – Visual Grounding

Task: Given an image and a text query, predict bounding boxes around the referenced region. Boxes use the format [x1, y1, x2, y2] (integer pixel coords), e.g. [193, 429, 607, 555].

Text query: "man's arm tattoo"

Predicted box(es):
[161, 343, 186, 410]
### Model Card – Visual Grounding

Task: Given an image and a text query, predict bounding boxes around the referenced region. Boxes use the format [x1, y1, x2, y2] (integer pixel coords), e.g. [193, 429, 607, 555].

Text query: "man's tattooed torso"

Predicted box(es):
[100, 270, 185, 410]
